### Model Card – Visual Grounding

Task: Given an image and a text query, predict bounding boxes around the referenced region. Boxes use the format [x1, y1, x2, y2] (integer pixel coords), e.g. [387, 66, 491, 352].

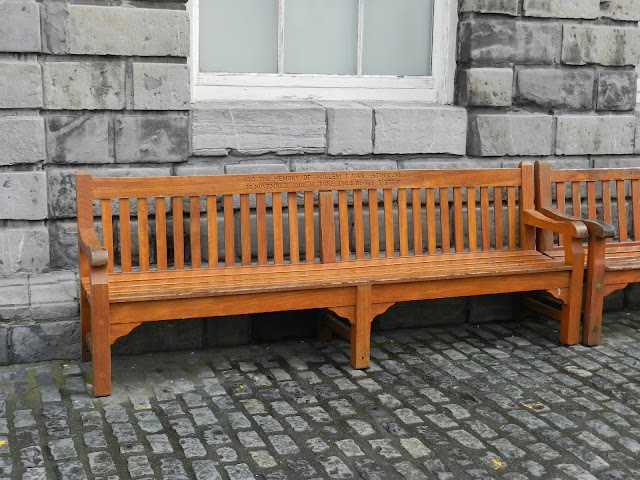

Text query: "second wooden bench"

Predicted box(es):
[77, 162, 587, 396]
[534, 161, 638, 346]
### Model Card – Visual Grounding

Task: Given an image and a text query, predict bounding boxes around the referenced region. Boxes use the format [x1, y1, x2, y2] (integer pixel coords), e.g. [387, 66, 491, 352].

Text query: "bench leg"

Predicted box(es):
[351, 285, 373, 369]
[582, 238, 606, 346]
[80, 289, 91, 362]
[91, 279, 112, 397]
[559, 238, 584, 346]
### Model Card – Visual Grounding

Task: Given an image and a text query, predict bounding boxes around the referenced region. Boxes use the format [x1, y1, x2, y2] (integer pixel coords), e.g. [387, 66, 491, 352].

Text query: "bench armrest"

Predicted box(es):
[538, 207, 616, 239]
[522, 209, 588, 239]
[78, 228, 109, 267]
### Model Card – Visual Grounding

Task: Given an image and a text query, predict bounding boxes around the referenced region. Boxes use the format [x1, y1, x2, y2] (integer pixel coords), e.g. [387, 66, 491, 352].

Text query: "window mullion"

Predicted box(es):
[278, 0, 285, 74]
[357, 0, 364, 76]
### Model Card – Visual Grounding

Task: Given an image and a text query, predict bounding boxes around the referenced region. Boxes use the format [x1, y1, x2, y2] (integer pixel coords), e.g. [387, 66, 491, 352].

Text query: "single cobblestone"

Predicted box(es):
[127, 455, 154, 477]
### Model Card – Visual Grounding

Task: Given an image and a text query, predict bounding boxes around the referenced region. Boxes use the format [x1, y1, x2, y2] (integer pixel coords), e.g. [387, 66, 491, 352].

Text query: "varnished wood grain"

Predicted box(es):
[467, 187, 477, 252]
[384, 189, 394, 257]
[190, 197, 201, 268]
[257, 194, 268, 265]
[172, 197, 184, 269]
[411, 188, 422, 255]
[137, 199, 150, 271]
[288, 192, 300, 264]
[101, 200, 114, 273]
[224, 195, 235, 267]
[353, 190, 365, 260]
[119, 199, 132, 272]
[368, 189, 379, 259]
[338, 190, 350, 260]
[156, 197, 168, 270]
[206, 196, 218, 267]
[272, 193, 284, 264]
[453, 187, 464, 253]
[240, 194, 251, 266]
[440, 188, 450, 253]
[304, 191, 314, 263]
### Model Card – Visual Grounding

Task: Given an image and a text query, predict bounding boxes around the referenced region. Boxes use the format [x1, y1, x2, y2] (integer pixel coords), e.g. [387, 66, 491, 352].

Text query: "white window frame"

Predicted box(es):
[189, 0, 457, 104]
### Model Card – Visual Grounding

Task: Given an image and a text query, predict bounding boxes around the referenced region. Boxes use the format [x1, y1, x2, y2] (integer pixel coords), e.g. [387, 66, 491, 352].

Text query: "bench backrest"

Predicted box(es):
[76, 164, 536, 274]
[536, 161, 640, 250]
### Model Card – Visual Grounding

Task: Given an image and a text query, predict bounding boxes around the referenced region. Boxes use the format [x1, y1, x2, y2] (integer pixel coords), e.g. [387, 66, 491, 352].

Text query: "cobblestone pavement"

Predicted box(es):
[1, 311, 640, 480]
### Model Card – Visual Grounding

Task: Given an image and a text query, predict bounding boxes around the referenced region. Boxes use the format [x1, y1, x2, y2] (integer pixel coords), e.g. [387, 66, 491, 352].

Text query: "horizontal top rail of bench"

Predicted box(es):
[88, 169, 522, 198]
[547, 168, 640, 183]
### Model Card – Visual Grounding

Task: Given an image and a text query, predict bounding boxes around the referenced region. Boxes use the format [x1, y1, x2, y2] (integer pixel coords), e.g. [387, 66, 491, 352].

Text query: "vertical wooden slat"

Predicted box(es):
[101, 200, 114, 273]
[617, 180, 627, 242]
[137, 198, 150, 271]
[206, 196, 217, 267]
[571, 182, 581, 218]
[338, 191, 349, 260]
[288, 192, 300, 264]
[256, 194, 268, 265]
[240, 194, 251, 266]
[76, 171, 93, 281]
[519, 163, 535, 250]
[556, 182, 566, 247]
[534, 161, 554, 252]
[189, 197, 201, 268]
[507, 186, 516, 249]
[632, 180, 640, 241]
[440, 187, 450, 253]
[119, 198, 132, 272]
[411, 188, 422, 255]
[224, 195, 235, 266]
[480, 187, 490, 251]
[398, 189, 409, 256]
[586, 181, 596, 220]
[171, 197, 184, 269]
[556, 182, 566, 213]
[318, 191, 336, 264]
[272, 193, 284, 264]
[155, 198, 167, 270]
[368, 189, 379, 258]
[453, 187, 464, 252]
[384, 189, 394, 257]
[353, 190, 365, 259]
[426, 188, 436, 254]
[602, 181, 612, 226]
[494, 186, 503, 250]
[467, 187, 477, 252]
[304, 191, 314, 263]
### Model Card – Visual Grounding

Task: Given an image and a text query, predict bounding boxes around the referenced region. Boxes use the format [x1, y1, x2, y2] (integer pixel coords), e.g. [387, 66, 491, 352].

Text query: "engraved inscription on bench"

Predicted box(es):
[244, 171, 402, 191]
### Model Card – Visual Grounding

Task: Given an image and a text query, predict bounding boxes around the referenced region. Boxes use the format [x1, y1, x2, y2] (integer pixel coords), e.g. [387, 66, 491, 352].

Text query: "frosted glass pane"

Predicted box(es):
[200, 0, 278, 73]
[363, 0, 434, 76]
[284, 0, 358, 75]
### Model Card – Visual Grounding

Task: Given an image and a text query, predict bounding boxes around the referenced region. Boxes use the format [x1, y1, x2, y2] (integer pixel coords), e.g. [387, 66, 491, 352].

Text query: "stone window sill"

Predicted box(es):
[191, 101, 467, 157]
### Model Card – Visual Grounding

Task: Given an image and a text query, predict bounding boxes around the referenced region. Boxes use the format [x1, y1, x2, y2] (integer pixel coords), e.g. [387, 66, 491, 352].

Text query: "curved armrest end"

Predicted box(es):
[523, 209, 588, 239]
[539, 207, 615, 239]
[78, 228, 109, 267]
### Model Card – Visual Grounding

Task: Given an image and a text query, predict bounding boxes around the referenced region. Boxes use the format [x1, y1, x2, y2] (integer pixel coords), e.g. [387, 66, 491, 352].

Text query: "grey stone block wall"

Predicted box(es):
[1, 0, 640, 364]
[459, 2, 639, 159]
[1, 0, 192, 364]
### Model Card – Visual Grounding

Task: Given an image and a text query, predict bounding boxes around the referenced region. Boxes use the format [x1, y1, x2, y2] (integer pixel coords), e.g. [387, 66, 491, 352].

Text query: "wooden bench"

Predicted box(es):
[77, 162, 587, 397]
[533, 160, 637, 346]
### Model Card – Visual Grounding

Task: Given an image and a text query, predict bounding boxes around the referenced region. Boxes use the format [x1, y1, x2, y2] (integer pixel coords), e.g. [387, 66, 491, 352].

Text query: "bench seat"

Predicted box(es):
[83, 250, 571, 304]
